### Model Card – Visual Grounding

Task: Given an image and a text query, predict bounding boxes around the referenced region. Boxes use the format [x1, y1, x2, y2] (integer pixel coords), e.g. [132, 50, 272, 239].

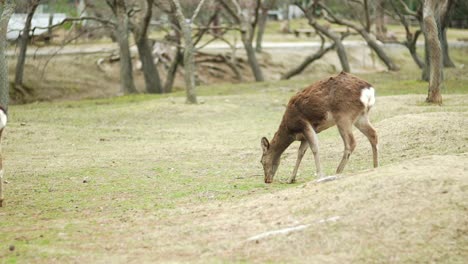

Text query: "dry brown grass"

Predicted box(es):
[36, 154, 467, 263]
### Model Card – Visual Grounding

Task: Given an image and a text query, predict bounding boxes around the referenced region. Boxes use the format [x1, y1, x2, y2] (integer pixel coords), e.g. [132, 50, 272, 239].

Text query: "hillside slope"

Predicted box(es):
[113, 154, 467, 263]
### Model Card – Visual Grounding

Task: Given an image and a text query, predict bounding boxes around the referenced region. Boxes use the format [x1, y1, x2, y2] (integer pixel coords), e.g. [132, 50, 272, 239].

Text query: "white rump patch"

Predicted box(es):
[0, 109, 6, 130]
[360, 87, 376, 108]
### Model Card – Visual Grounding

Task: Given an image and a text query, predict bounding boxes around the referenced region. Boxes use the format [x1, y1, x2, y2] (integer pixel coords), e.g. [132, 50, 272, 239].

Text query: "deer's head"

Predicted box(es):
[260, 137, 280, 184]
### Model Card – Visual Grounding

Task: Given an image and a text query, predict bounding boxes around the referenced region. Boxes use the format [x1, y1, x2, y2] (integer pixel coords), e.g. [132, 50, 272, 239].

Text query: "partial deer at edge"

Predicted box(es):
[260, 72, 378, 184]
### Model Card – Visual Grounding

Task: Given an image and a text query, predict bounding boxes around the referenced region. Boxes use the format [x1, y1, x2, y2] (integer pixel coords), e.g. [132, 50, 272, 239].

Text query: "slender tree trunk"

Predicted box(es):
[320, 3, 399, 71]
[358, 28, 400, 71]
[218, 0, 264, 82]
[309, 19, 350, 73]
[281, 43, 336, 79]
[163, 14, 182, 94]
[136, 38, 163, 93]
[423, 0, 444, 104]
[440, 26, 454, 67]
[363, 0, 371, 32]
[255, 8, 268, 53]
[407, 36, 425, 69]
[112, 0, 137, 94]
[172, 0, 198, 104]
[439, 0, 455, 67]
[164, 47, 182, 93]
[115, 20, 137, 94]
[422, 19, 430, 81]
[165, 48, 181, 93]
[390, 0, 424, 69]
[106, 0, 137, 94]
[46, 13, 53, 44]
[242, 34, 264, 81]
[0, 0, 15, 207]
[15, 1, 40, 89]
[181, 26, 198, 104]
[131, 0, 163, 94]
[375, 0, 387, 41]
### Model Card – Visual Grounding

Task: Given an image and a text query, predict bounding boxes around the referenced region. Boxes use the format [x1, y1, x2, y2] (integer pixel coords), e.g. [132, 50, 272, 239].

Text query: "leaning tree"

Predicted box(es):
[281, 1, 351, 80]
[218, 0, 265, 82]
[317, 0, 399, 72]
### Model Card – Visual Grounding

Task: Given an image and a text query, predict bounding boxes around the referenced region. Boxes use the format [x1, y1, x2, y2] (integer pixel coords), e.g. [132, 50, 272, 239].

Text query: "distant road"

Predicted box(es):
[6, 41, 468, 57]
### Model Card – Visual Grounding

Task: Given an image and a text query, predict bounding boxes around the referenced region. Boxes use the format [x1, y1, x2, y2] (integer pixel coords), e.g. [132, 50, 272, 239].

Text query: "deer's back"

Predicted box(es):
[283, 72, 373, 133]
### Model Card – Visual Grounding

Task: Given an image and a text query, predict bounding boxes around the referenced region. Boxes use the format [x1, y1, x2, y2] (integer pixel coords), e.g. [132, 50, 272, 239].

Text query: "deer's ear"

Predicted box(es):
[261, 137, 270, 153]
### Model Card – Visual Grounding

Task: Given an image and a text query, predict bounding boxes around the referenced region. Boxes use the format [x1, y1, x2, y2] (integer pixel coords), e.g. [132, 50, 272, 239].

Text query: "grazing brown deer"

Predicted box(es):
[260, 72, 378, 184]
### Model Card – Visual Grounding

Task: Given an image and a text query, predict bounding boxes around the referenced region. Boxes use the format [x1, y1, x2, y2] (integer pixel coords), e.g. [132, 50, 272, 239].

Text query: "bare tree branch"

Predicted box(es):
[31, 16, 116, 33]
[398, 0, 418, 17]
[191, 0, 210, 22]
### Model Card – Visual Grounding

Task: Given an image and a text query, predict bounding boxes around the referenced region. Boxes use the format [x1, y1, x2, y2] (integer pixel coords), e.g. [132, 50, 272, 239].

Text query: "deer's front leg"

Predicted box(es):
[288, 140, 308, 184]
[303, 126, 324, 178]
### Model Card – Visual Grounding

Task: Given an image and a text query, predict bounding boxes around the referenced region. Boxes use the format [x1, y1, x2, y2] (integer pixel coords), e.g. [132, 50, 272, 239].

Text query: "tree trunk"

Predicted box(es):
[439, 0, 455, 67]
[440, 26, 454, 67]
[113, 1, 137, 94]
[281, 43, 336, 80]
[115, 21, 137, 94]
[407, 36, 425, 69]
[423, 0, 444, 104]
[136, 38, 163, 93]
[375, 0, 387, 41]
[164, 47, 182, 93]
[363, 0, 371, 32]
[319, 3, 398, 71]
[131, 0, 163, 94]
[359, 29, 400, 71]
[309, 19, 350, 73]
[15, 1, 39, 89]
[172, 0, 197, 104]
[107, 0, 137, 94]
[255, 8, 268, 53]
[422, 25, 430, 82]
[242, 34, 264, 82]
[181, 27, 198, 104]
[218, 0, 264, 82]
[0, 0, 15, 207]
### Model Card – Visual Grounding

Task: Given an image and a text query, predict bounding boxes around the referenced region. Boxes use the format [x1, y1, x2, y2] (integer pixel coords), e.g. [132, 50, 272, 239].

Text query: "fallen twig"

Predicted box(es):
[246, 216, 340, 242]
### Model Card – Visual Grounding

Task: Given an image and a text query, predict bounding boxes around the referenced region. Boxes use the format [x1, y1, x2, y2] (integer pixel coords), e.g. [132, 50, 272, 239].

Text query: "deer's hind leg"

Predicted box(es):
[354, 114, 379, 168]
[288, 140, 308, 184]
[336, 118, 357, 174]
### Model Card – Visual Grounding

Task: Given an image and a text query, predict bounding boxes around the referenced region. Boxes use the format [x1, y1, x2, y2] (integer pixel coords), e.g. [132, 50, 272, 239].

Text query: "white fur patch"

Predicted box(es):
[0, 109, 7, 130]
[360, 87, 376, 108]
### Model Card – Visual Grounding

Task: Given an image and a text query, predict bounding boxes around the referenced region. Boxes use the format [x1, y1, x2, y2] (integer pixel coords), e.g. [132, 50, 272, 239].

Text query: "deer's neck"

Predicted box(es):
[269, 124, 294, 160]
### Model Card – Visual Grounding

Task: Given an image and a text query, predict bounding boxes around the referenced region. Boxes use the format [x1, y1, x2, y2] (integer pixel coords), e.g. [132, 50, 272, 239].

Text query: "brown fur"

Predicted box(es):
[261, 72, 378, 183]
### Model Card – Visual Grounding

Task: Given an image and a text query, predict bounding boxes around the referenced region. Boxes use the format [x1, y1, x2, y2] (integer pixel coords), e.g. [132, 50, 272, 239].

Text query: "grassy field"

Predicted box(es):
[1, 49, 468, 263]
[2, 25, 468, 261]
